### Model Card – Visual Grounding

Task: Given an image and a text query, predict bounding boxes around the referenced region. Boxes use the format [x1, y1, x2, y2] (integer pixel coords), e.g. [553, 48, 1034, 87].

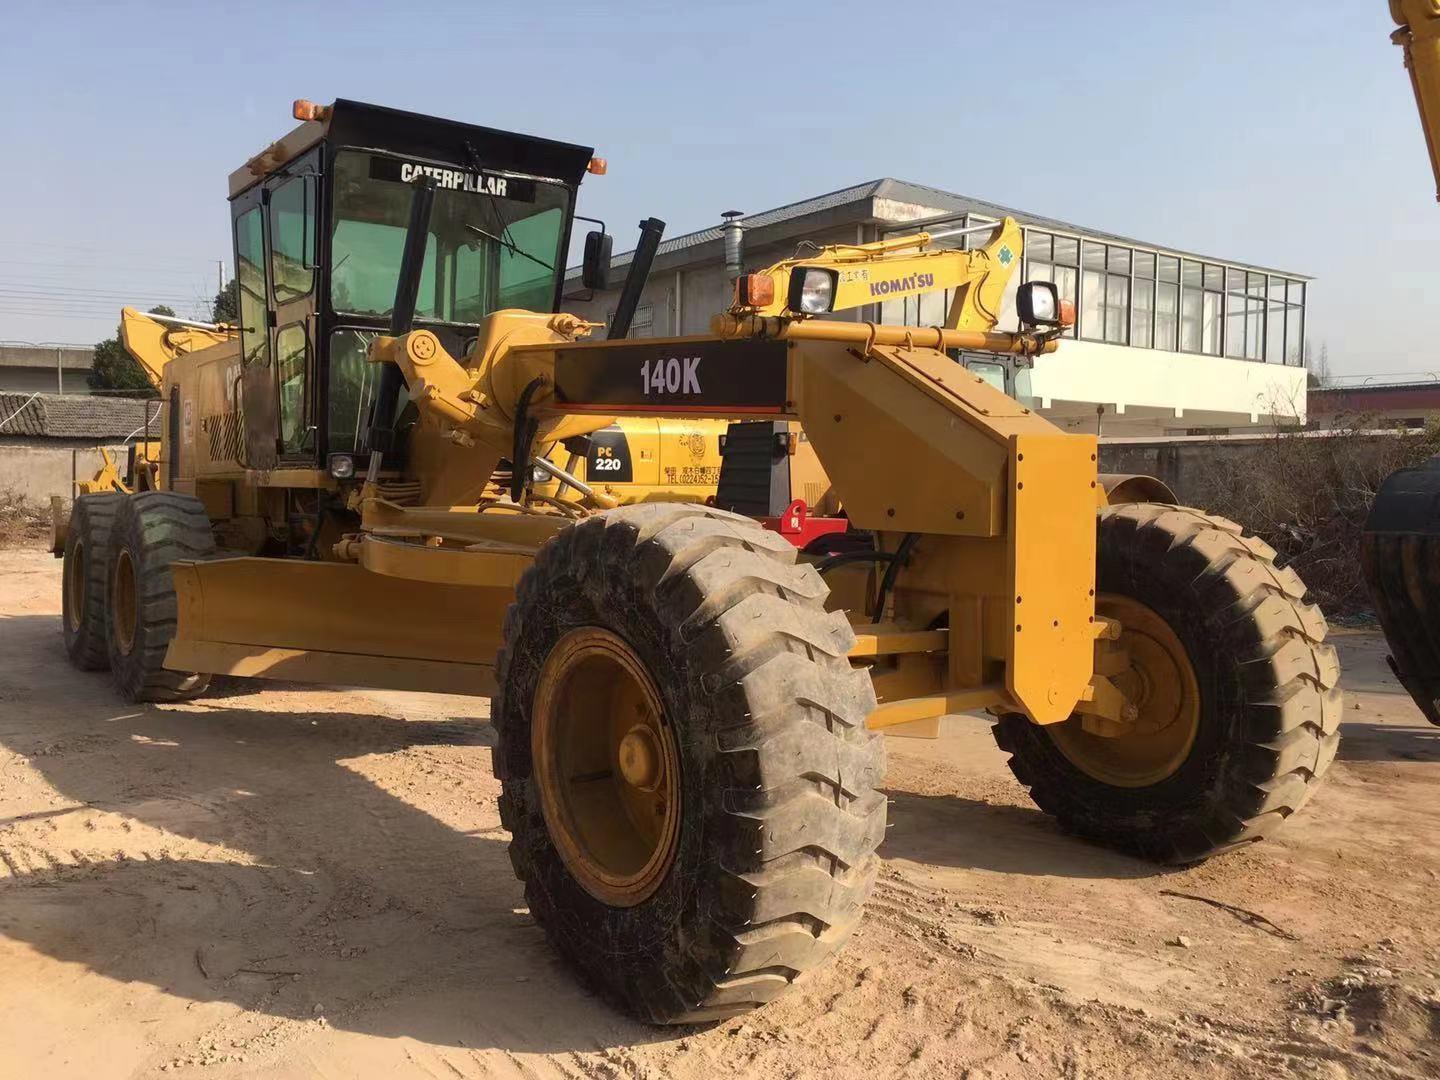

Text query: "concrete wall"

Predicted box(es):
[0, 441, 127, 505]
[0, 367, 92, 394]
[0, 345, 93, 395]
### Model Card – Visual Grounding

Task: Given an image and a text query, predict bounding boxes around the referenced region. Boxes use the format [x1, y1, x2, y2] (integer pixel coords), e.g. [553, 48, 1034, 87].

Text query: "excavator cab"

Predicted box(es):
[224, 99, 602, 473]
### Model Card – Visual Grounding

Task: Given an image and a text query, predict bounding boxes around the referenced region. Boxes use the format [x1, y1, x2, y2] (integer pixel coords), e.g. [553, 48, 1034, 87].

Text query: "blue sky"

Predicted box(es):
[0, 0, 1431, 377]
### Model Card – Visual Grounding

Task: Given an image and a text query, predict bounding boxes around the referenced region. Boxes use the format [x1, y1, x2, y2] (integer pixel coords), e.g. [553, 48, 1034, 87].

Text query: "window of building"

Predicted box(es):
[1265, 277, 1306, 366]
[1225, 268, 1248, 360]
[1105, 246, 1130, 344]
[1202, 264, 1223, 356]
[1156, 255, 1179, 351]
[1080, 243, 1103, 341]
[1132, 251, 1155, 348]
[1081, 242, 1130, 344]
[1180, 260, 1202, 352]
[1245, 272, 1266, 361]
[1181, 261, 1223, 355]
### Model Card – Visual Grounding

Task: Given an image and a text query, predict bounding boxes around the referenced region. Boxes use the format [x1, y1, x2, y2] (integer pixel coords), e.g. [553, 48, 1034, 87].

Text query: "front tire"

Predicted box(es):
[62, 493, 123, 670]
[492, 504, 884, 1024]
[994, 503, 1341, 863]
[106, 492, 215, 703]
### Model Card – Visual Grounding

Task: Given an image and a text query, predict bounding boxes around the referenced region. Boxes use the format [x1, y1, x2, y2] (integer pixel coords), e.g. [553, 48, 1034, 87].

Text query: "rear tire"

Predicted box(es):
[106, 492, 215, 703]
[994, 503, 1341, 863]
[492, 503, 884, 1024]
[61, 493, 123, 670]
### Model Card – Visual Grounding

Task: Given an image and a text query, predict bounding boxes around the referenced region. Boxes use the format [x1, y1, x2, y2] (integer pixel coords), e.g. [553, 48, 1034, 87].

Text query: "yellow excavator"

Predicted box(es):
[530, 216, 1028, 514]
[1362, 2, 1440, 725]
[57, 98, 1339, 1025]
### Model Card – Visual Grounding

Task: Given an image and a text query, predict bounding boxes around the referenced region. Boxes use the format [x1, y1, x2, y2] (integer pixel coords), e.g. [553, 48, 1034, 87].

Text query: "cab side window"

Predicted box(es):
[275, 325, 310, 454]
[235, 207, 269, 370]
[270, 175, 315, 303]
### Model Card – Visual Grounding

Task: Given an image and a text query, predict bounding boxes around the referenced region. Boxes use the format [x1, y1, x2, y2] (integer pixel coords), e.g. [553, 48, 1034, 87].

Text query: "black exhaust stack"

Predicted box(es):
[607, 217, 665, 340]
[367, 176, 437, 455]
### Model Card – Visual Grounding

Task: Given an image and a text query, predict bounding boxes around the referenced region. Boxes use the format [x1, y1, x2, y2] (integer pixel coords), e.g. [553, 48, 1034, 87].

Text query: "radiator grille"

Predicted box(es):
[202, 410, 244, 464]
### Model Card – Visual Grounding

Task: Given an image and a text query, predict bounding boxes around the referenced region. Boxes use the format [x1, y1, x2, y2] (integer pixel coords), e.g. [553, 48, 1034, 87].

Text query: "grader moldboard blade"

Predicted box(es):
[1363, 456, 1440, 726]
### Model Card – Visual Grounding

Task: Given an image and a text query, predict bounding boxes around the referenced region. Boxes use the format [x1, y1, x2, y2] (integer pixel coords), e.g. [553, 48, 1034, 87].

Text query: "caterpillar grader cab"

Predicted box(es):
[58, 98, 1341, 1025]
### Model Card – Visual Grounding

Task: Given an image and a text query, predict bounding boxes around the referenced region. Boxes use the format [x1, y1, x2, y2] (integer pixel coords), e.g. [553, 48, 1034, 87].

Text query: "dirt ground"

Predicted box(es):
[1, 547, 1437, 1079]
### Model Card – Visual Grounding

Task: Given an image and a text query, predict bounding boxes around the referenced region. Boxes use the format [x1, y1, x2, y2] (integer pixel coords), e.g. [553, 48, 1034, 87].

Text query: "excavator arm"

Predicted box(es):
[119, 306, 236, 389]
[1360, 2, 1440, 727]
[729, 216, 1026, 331]
[1392, 0, 1440, 200]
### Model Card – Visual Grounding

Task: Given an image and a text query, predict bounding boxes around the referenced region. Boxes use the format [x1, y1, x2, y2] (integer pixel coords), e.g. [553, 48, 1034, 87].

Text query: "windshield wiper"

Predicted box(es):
[464, 223, 554, 273]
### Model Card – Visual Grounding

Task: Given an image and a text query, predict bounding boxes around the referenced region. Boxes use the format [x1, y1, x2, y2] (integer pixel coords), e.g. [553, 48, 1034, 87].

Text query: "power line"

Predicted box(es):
[0, 286, 205, 304]
[0, 258, 217, 277]
[0, 238, 226, 263]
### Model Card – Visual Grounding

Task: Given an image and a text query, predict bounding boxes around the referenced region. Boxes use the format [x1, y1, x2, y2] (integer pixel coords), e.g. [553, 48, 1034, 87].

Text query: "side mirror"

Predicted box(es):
[582, 229, 613, 291]
[1017, 281, 1074, 329]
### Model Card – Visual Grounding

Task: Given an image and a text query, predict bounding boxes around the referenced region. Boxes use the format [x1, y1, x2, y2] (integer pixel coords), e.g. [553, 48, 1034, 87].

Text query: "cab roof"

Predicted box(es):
[227, 98, 596, 199]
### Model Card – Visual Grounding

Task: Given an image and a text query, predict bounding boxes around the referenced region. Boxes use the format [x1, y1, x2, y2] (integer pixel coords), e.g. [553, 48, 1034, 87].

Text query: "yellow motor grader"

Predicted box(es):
[58, 98, 1341, 1024]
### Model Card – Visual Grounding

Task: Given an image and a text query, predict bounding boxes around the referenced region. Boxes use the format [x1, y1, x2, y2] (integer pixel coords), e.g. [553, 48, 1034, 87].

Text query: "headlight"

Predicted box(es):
[786, 266, 838, 315]
[326, 453, 355, 480]
[531, 463, 550, 484]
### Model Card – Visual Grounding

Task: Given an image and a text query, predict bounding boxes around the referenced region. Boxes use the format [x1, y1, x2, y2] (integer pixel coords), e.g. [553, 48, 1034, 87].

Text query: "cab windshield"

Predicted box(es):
[325, 150, 570, 454]
[329, 149, 569, 323]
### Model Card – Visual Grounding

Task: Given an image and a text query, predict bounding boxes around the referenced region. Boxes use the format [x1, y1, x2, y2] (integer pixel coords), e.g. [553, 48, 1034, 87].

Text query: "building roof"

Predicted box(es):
[582, 177, 1311, 282]
[0, 393, 161, 440]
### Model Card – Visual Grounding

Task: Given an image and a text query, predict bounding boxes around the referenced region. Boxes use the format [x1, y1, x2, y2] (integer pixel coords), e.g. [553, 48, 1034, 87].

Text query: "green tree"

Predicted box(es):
[212, 278, 238, 323]
[86, 305, 174, 397]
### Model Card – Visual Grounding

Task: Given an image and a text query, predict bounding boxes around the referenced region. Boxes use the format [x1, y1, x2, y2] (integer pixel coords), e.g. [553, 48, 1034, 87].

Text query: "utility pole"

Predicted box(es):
[217, 259, 224, 295]
[56, 346, 62, 394]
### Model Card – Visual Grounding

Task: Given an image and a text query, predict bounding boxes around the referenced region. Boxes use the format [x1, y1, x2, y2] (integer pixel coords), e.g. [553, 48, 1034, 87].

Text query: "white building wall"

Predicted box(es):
[1019, 340, 1308, 435]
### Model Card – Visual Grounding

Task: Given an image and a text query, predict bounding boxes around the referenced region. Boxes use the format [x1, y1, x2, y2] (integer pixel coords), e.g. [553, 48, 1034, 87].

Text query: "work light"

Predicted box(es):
[1017, 281, 1074, 328]
[787, 266, 838, 315]
[327, 453, 355, 480]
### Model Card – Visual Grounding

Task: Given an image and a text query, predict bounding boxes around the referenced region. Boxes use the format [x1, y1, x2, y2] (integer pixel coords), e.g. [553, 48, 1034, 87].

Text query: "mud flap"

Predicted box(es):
[1362, 455, 1440, 726]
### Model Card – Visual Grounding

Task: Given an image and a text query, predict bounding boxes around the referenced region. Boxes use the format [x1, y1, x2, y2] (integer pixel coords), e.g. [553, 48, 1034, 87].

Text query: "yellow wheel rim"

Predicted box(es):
[531, 628, 681, 907]
[65, 540, 85, 634]
[1048, 594, 1201, 788]
[111, 549, 138, 656]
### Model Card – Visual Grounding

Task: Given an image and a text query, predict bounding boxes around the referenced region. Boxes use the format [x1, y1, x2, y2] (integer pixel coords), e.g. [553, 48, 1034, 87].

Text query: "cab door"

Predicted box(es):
[265, 165, 319, 462]
[233, 190, 278, 469]
[232, 161, 320, 469]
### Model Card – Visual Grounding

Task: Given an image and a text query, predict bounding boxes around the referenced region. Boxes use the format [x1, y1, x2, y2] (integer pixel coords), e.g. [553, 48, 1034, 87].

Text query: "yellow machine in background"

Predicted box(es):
[532, 216, 1029, 508]
[730, 217, 1024, 330]
[59, 98, 1340, 1027]
[1360, 2, 1440, 725]
[1391, 0, 1440, 200]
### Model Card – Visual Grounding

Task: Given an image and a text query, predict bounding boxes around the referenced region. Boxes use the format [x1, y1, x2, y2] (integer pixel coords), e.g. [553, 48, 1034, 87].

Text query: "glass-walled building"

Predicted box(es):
[877, 214, 1306, 367]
